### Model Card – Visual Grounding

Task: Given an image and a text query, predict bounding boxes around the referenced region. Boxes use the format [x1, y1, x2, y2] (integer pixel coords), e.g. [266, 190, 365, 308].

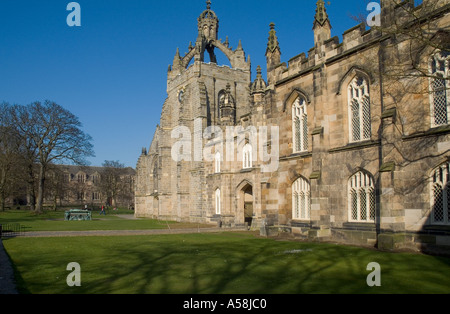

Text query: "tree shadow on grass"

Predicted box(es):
[5, 234, 450, 294]
[77, 235, 450, 294]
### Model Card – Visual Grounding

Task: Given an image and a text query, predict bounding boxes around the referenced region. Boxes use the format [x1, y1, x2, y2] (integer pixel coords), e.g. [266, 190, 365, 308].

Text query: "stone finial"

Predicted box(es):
[236, 40, 243, 52]
[219, 83, 236, 125]
[198, 0, 219, 41]
[314, 0, 330, 27]
[256, 65, 263, 77]
[266, 22, 281, 79]
[251, 65, 267, 95]
[172, 47, 181, 68]
[315, 0, 326, 25]
[267, 22, 280, 53]
[226, 83, 231, 93]
[313, 0, 331, 46]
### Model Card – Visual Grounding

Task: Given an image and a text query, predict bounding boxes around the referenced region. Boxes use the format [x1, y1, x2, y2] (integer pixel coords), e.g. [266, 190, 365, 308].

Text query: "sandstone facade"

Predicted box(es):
[136, 0, 450, 254]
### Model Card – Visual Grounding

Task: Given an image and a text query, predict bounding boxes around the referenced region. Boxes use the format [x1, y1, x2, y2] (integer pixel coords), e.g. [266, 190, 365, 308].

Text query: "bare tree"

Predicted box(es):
[0, 103, 22, 210]
[99, 160, 135, 208]
[353, 0, 449, 87]
[10, 101, 94, 214]
[44, 165, 70, 211]
[100, 160, 125, 207]
[9, 104, 39, 211]
[345, 0, 450, 241]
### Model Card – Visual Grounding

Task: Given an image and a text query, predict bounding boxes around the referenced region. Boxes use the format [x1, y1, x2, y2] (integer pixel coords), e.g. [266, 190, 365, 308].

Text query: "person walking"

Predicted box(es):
[100, 205, 106, 215]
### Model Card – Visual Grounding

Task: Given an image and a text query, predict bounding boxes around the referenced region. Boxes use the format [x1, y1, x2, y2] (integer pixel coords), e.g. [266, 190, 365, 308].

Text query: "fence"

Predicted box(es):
[0, 223, 24, 238]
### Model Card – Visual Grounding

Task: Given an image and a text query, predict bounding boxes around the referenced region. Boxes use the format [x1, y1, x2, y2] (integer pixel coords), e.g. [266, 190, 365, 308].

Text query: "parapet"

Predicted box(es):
[273, 0, 449, 85]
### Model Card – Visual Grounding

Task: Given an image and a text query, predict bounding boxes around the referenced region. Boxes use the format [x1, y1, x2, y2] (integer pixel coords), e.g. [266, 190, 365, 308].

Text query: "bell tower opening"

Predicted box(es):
[169, 0, 250, 74]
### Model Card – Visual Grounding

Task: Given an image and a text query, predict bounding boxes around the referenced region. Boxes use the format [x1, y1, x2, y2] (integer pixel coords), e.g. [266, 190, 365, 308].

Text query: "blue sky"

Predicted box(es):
[0, 0, 378, 168]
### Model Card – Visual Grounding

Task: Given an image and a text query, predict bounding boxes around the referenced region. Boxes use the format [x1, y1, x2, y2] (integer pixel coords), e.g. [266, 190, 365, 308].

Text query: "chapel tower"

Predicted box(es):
[136, 0, 252, 223]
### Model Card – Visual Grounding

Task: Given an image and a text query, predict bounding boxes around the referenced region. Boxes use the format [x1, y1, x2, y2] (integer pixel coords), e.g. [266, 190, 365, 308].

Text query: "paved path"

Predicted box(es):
[0, 226, 247, 294]
[0, 240, 18, 294]
[19, 227, 246, 238]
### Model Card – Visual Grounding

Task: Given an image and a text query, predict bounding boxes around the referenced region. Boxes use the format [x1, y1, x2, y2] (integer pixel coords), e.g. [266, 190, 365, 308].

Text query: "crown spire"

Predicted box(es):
[198, 0, 218, 41]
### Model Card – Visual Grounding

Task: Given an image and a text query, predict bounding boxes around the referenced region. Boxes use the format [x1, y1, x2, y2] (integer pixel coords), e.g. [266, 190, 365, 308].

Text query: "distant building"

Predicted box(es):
[44, 165, 136, 209]
[136, 1, 450, 254]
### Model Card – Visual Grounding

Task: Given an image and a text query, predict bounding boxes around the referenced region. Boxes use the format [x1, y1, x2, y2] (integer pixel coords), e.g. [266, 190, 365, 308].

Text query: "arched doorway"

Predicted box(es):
[237, 181, 254, 228]
[243, 185, 253, 228]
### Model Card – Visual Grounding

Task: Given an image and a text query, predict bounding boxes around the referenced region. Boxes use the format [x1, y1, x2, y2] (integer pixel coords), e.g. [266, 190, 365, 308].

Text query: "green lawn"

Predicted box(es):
[3, 233, 450, 294]
[0, 209, 209, 232]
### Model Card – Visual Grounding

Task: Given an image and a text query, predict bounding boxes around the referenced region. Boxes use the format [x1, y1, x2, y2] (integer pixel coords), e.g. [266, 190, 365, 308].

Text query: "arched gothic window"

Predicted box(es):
[153, 161, 158, 192]
[348, 171, 376, 223]
[431, 162, 450, 225]
[77, 173, 86, 183]
[292, 177, 311, 220]
[214, 152, 221, 173]
[243, 143, 252, 169]
[292, 97, 308, 153]
[215, 188, 221, 215]
[430, 51, 450, 127]
[348, 77, 371, 142]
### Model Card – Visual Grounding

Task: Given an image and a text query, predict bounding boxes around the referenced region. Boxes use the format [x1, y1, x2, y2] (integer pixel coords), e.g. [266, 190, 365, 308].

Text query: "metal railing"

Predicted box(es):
[0, 223, 24, 238]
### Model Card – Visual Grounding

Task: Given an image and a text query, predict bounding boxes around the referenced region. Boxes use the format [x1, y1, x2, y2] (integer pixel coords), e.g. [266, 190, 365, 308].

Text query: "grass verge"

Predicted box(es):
[0, 210, 211, 232]
[3, 232, 450, 294]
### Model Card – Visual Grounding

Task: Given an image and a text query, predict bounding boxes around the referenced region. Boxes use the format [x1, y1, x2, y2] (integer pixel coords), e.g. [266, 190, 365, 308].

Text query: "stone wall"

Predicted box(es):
[135, 1, 450, 254]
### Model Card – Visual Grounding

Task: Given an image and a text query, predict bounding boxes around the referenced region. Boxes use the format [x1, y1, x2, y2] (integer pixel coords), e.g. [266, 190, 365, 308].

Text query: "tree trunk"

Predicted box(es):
[0, 195, 5, 211]
[53, 194, 57, 211]
[0, 184, 5, 212]
[27, 188, 35, 211]
[113, 194, 117, 208]
[26, 163, 36, 211]
[35, 164, 46, 214]
[0, 166, 7, 211]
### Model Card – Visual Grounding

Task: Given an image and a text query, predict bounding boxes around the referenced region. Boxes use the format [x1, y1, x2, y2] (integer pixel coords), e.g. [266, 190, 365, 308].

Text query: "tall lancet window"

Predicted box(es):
[215, 188, 221, 215]
[348, 77, 371, 142]
[214, 152, 221, 173]
[292, 177, 311, 220]
[243, 143, 253, 169]
[348, 171, 376, 223]
[431, 162, 450, 225]
[153, 161, 158, 191]
[292, 97, 308, 153]
[430, 51, 450, 127]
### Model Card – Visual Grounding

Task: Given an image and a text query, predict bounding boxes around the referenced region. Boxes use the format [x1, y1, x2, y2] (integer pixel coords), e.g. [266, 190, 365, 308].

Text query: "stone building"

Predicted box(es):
[136, 0, 450, 254]
[43, 165, 135, 209]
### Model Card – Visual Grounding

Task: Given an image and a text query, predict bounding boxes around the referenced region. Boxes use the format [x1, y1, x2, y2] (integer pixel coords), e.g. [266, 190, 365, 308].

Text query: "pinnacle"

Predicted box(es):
[314, 0, 329, 26]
